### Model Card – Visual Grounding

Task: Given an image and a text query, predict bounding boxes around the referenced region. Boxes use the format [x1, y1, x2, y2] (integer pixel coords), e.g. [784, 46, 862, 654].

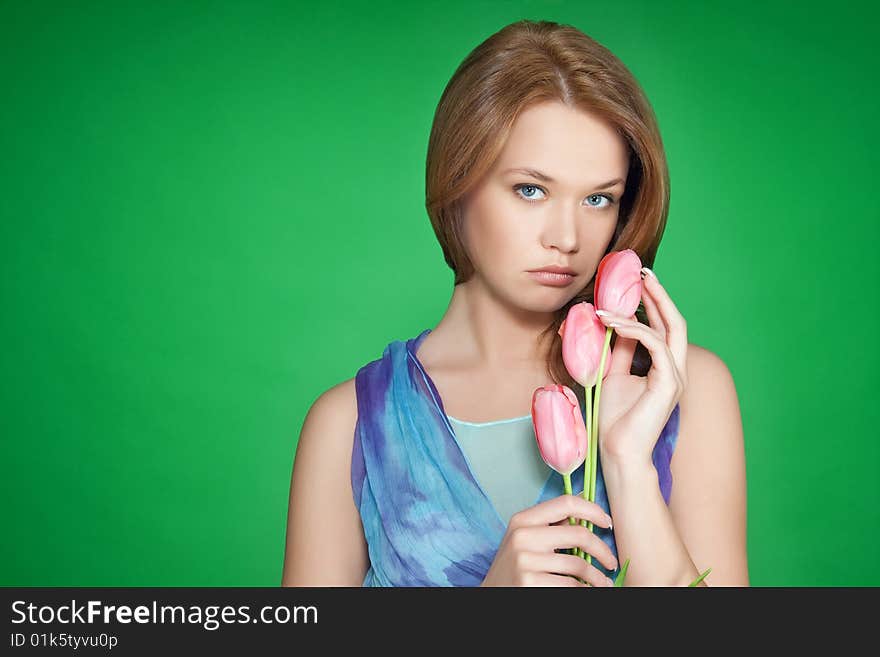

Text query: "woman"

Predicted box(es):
[282, 19, 748, 587]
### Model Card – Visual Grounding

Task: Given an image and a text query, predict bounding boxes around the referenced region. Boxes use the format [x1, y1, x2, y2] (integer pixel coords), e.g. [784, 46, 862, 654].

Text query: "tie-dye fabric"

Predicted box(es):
[350, 328, 680, 587]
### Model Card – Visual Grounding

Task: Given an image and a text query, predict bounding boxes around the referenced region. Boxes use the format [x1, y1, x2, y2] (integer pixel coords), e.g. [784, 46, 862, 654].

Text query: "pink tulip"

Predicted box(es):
[594, 249, 643, 317]
[531, 385, 588, 477]
[558, 302, 614, 388]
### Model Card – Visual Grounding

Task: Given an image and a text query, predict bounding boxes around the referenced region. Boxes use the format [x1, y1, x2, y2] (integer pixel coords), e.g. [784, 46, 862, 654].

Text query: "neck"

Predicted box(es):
[432, 277, 556, 372]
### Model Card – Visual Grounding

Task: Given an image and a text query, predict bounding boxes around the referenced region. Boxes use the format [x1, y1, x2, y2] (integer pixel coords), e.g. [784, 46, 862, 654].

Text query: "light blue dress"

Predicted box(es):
[446, 413, 550, 526]
[350, 328, 680, 586]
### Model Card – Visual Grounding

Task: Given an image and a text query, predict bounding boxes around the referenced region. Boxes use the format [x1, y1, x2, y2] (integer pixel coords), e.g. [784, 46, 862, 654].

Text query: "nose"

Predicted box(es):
[541, 201, 580, 254]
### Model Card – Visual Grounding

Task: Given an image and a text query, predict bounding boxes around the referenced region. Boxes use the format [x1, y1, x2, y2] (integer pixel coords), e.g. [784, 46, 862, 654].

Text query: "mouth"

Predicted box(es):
[527, 270, 577, 286]
[528, 265, 577, 276]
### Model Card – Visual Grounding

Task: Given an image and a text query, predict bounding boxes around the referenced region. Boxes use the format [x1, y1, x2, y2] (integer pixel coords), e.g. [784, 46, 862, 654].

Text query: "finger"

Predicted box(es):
[508, 494, 611, 529]
[595, 315, 679, 388]
[608, 316, 637, 375]
[521, 572, 589, 587]
[640, 291, 667, 341]
[510, 494, 612, 530]
[640, 268, 688, 377]
[525, 552, 614, 588]
[521, 525, 618, 571]
[555, 525, 619, 571]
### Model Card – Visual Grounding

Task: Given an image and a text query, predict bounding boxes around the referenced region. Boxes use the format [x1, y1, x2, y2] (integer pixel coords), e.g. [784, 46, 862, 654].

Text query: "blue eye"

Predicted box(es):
[514, 184, 546, 201]
[513, 184, 616, 208]
[585, 193, 614, 208]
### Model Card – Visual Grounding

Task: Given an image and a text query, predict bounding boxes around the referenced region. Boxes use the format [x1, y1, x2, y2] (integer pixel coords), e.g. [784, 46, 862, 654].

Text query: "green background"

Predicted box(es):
[2, 0, 877, 586]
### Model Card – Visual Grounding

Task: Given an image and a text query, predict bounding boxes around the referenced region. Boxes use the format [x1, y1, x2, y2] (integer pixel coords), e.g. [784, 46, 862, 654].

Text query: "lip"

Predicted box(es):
[529, 265, 577, 275]
[527, 270, 577, 287]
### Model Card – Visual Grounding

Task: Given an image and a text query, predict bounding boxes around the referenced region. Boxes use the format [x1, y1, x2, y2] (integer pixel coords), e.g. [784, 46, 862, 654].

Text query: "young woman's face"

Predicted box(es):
[461, 100, 630, 313]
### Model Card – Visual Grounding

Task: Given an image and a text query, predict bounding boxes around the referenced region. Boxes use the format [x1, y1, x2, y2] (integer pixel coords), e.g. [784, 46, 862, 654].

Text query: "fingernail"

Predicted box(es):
[640, 266, 657, 279]
[607, 518, 613, 531]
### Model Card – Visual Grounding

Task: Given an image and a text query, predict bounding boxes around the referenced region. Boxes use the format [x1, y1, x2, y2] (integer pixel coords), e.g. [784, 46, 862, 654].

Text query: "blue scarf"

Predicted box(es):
[351, 328, 680, 586]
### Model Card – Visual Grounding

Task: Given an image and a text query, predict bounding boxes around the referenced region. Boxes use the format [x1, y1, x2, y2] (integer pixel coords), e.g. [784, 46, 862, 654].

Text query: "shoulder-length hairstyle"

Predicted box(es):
[424, 19, 670, 395]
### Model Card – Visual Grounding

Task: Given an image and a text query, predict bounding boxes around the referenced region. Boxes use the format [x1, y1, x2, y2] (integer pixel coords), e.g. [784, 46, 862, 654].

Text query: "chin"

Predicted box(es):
[515, 290, 573, 314]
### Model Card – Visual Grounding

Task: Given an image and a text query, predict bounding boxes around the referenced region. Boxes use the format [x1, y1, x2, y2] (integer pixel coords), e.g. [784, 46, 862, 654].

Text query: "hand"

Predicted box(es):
[480, 495, 618, 587]
[594, 267, 689, 465]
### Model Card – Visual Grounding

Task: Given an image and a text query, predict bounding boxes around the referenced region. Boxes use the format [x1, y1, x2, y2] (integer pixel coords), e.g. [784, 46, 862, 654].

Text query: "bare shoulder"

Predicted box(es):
[309, 376, 359, 428]
[679, 343, 742, 439]
[677, 342, 742, 458]
[670, 342, 749, 586]
[686, 343, 734, 381]
[281, 376, 367, 586]
[294, 376, 360, 471]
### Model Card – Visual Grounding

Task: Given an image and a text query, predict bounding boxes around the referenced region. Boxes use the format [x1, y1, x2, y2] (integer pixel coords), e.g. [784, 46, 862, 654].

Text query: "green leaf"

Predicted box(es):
[611, 560, 711, 586]
[688, 567, 712, 587]
[613, 558, 630, 587]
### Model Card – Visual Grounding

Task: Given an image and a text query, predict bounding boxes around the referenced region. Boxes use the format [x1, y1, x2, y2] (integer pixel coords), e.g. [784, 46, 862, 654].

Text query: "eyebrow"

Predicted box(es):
[503, 167, 624, 190]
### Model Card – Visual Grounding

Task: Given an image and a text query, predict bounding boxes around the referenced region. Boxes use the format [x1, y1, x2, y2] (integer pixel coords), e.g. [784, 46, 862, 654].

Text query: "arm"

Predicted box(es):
[602, 344, 749, 586]
[281, 378, 369, 586]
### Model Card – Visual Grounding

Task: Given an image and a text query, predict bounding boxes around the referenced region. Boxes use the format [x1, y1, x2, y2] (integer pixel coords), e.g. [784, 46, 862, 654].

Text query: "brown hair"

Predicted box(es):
[424, 19, 670, 394]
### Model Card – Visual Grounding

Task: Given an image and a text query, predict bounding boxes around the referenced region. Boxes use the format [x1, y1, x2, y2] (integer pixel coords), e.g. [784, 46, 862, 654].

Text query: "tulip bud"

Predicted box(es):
[594, 249, 643, 318]
[558, 302, 613, 388]
[531, 385, 588, 476]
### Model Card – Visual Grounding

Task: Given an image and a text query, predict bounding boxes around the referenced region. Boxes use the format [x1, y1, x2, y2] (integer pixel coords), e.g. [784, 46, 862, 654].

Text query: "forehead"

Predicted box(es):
[494, 101, 629, 180]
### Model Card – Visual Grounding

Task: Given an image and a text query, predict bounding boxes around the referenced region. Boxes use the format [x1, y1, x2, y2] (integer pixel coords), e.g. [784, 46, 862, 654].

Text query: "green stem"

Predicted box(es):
[585, 326, 613, 567]
[562, 473, 577, 556]
[689, 567, 712, 587]
[577, 385, 594, 560]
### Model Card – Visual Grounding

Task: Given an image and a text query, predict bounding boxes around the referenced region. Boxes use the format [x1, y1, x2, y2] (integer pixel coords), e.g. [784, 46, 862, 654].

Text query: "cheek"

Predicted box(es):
[465, 198, 524, 255]
[471, 214, 532, 268]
